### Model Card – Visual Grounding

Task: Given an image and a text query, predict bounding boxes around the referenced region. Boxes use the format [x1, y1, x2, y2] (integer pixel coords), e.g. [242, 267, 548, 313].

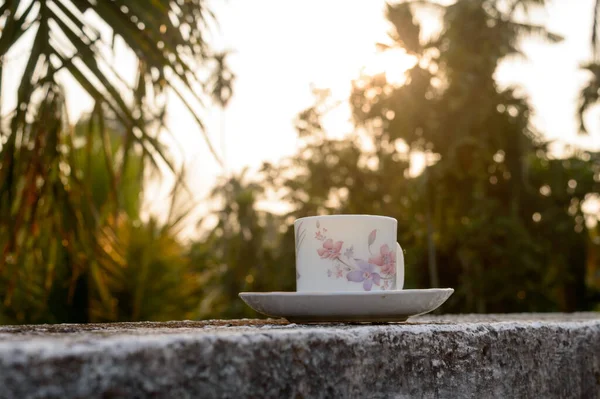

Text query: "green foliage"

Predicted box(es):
[90, 214, 203, 322]
[0, 0, 234, 322]
[0, 0, 226, 165]
[0, 86, 117, 324]
[190, 170, 294, 319]
[0, 106, 202, 324]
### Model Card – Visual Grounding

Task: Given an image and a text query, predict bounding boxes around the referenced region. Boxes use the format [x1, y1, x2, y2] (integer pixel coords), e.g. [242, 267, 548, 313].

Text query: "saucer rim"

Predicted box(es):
[238, 288, 454, 323]
[239, 288, 454, 297]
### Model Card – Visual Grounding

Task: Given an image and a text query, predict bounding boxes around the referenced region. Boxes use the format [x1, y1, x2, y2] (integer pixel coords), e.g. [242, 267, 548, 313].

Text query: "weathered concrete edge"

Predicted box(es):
[1, 316, 599, 399]
[1, 318, 600, 356]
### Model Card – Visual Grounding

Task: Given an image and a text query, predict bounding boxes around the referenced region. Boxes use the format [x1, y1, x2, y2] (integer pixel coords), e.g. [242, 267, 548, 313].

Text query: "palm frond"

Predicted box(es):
[0, 0, 230, 320]
[593, 0, 600, 57]
[386, 2, 422, 54]
[1, 0, 226, 170]
[508, 21, 563, 43]
[578, 62, 600, 133]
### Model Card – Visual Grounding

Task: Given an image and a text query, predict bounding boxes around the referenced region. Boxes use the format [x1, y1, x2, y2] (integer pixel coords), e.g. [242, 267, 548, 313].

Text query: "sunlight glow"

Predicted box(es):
[315, 46, 419, 141]
[315, 47, 418, 103]
[362, 48, 418, 86]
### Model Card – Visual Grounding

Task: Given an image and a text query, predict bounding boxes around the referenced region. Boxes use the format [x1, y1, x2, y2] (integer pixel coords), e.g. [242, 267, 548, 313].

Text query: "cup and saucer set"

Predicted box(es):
[240, 215, 453, 323]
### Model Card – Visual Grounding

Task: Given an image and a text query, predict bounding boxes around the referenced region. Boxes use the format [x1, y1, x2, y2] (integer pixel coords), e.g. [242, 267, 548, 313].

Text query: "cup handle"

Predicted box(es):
[396, 242, 404, 290]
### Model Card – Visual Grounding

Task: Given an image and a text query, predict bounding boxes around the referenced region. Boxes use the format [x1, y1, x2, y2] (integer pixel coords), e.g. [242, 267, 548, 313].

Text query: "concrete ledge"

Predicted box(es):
[1, 314, 599, 398]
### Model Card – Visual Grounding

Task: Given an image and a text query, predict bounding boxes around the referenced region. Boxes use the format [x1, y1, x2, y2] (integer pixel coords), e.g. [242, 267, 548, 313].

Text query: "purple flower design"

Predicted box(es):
[346, 260, 381, 291]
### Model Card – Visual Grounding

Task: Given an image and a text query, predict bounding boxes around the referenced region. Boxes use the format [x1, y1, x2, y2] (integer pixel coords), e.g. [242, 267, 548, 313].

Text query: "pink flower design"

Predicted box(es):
[347, 260, 381, 291]
[315, 231, 325, 241]
[369, 244, 396, 275]
[317, 238, 343, 259]
[335, 268, 344, 278]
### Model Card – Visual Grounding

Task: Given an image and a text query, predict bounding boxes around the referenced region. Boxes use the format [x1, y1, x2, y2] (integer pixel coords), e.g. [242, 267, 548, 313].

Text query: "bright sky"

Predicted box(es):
[191, 0, 600, 188]
[171, 0, 411, 183]
[2, 0, 600, 232]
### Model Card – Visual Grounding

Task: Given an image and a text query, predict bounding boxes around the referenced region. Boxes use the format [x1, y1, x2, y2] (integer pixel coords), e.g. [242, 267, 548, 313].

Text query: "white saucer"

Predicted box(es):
[239, 289, 454, 323]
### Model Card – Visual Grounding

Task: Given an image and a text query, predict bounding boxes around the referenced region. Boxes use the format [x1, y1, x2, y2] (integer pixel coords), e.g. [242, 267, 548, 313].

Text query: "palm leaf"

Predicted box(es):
[0, 0, 229, 320]
[386, 2, 422, 54]
[2, 0, 225, 170]
[0, 1, 36, 57]
[508, 21, 563, 43]
[578, 63, 600, 133]
[594, 0, 600, 57]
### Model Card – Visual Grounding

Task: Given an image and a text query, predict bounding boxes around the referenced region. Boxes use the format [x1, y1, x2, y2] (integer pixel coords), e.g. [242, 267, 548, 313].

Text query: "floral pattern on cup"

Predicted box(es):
[314, 221, 396, 291]
[369, 244, 396, 276]
[295, 221, 306, 280]
[317, 239, 343, 259]
[347, 260, 382, 291]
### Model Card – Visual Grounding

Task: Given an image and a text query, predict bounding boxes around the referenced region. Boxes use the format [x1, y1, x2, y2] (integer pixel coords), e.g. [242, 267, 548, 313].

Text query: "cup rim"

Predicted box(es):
[294, 214, 396, 224]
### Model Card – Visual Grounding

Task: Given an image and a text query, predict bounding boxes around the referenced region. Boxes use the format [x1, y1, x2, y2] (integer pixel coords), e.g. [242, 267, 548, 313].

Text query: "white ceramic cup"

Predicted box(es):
[294, 215, 404, 292]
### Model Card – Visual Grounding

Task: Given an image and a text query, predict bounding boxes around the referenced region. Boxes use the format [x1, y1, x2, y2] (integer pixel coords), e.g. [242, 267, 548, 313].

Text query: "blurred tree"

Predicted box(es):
[358, 0, 598, 312]
[207, 51, 236, 169]
[190, 169, 293, 319]
[0, 1, 232, 321]
[0, 86, 115, 324]
[91, 209, 203, 323]
[576, 0, 600, 299]
[591, 0, 600, 58]
[259, 0, 599, 314]
[0, 108, 203, 324]
[0, 0, 225, 164]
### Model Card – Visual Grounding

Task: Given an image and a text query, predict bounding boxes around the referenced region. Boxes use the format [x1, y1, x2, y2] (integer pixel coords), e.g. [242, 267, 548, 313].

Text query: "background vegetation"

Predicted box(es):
[0, 0, 598, 324]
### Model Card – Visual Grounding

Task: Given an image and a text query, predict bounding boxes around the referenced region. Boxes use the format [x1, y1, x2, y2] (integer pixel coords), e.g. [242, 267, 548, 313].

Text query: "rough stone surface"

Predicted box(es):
[0, 313, 599, 399]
